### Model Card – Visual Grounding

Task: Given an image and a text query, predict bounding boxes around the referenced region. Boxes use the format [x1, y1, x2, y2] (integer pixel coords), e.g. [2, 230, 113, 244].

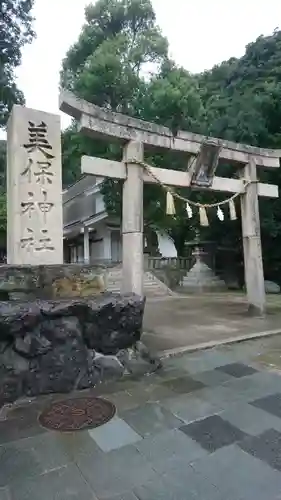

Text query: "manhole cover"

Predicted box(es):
[38, 396, 116, 432]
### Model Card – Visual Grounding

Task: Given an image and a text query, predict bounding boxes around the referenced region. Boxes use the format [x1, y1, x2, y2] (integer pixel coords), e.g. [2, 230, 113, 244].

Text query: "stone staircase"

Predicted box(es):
[107, 265, 174, 297]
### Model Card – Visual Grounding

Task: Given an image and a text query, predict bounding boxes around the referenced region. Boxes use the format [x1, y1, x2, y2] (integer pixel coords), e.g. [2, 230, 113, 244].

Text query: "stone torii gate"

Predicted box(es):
[60, 90, 280, 315]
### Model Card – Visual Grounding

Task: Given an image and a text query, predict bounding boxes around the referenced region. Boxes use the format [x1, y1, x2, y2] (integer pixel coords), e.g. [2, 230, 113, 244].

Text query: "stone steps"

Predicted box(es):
[107, 267, 173, 297]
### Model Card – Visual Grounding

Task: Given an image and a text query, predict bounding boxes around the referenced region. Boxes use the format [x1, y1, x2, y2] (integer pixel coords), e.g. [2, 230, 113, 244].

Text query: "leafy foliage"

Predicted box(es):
[61, 0, 168, 113]
[61, 1, 281, 276]
[198, 30, 281, 278]
[0, 0, 35, 127]
[61, 0, 206, 252]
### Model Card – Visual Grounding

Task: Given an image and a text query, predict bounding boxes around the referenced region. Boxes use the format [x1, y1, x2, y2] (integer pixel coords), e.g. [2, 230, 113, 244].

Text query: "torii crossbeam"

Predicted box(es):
[60, 90, 281, 315]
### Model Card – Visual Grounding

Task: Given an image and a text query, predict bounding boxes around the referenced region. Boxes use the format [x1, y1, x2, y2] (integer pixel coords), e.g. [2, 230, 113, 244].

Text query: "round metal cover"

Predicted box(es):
[38, 396, 116, 432]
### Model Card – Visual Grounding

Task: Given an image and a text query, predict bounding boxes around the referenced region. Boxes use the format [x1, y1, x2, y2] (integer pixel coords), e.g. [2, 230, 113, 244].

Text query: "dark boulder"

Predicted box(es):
[82, 294, 145, 354]
[0, 293, 146, 404]
[0, 301, 40, 338]
[14, 330, 52, 358]
[117, 341, 162, 376]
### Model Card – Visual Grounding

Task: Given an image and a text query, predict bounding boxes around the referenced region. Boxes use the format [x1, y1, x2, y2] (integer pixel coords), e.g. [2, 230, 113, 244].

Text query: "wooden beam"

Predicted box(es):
[81, 155, 278, 198]
[60, 90, 281, 168]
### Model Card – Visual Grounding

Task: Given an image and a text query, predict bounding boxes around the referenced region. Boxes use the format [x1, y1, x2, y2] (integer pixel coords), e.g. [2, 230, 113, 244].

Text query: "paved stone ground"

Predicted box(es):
[3, 335, 281, 498]
[143, 293, 281, 353]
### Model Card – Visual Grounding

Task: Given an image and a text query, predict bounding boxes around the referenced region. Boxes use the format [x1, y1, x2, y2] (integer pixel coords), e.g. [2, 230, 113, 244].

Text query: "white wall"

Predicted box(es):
[156, 232, 177, 257]
[89, 223, 111, 261]
[95, 192, 106, 214]
[70, 245, 84, 263]
[69, 225, 177, 262]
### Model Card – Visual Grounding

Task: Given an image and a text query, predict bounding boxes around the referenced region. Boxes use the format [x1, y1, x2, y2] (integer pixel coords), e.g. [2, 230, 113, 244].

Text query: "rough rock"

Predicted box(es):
[0, 293, 146, 404]
[93, 353, 125, 379]
[0, 263, 107, 300]
[14, 331, 52, 358]
[1, 347, 30, 374]
[82, 294, 145, 354]
[0, 302, 41, 338]
[117, 341, 162, 376]
[265, 280, 280, 294]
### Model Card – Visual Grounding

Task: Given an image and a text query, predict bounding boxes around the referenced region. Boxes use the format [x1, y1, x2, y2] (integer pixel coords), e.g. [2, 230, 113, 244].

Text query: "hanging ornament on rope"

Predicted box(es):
[166, 191, 176, 215]
[128, 158, 249, 225]
[199, 206, 209, 226]
[217, 206, 224, 221]
[186, 202, 193, 219]
[229, 199, 237, 220]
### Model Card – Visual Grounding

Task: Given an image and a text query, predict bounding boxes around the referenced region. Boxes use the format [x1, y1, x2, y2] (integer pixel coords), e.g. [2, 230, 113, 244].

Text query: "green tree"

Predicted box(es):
[61, 0, 168, 112]
[61, 0, 207, 254]
[61, 4, 281, 270]
[0, 0, 34, 236]
[60, 0, 169, 184]
[0, 0, 35, 127]
[198, 30, 281, 279]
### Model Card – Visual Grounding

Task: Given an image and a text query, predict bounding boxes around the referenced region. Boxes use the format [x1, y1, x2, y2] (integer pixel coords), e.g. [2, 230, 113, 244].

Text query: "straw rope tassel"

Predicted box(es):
[217, 206, 224, 221]
[186, 201, 193, 219]
[166, 191, 176, 215]
[199, 206, 209, 226]
[229, 199, 237, 220]
[128, 159, 248, 224]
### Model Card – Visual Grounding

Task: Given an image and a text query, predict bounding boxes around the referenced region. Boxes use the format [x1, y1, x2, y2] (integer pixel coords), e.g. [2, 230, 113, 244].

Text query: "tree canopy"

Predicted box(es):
[61, 1, 281, 277]
[0, 0, 35, 232]
[61, 0, 207, 252]
[0, 0, 35, 127]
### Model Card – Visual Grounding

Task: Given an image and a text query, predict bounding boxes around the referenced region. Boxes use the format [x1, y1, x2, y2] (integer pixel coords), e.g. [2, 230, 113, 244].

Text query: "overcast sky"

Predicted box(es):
[6, 0, 281, 135]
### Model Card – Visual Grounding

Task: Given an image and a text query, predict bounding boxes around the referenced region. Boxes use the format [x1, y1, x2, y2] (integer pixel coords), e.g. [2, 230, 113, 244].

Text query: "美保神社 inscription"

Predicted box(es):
[20, 119, 56, 256]
[7, 107, 63, 265]
[21, 191, 54, 223]
[23, 121, 54, 157]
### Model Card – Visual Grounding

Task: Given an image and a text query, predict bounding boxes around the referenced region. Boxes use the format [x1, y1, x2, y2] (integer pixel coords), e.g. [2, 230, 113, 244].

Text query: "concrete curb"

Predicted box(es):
[159, 328, 281, 359]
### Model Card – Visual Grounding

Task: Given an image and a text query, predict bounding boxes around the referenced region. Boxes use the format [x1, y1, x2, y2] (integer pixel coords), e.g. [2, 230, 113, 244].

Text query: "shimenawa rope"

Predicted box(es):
[127, 159, 252, 225]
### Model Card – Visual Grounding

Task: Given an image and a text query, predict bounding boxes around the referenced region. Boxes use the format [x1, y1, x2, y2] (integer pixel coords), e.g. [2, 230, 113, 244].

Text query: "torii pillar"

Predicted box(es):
[122, 141, 144, 296]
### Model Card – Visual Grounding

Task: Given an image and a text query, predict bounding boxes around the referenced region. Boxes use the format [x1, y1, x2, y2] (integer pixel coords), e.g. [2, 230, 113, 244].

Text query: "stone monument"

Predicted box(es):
[7, 106, 63, 265]
[0, 105, 152, 406]
[181, 245, 226, 293]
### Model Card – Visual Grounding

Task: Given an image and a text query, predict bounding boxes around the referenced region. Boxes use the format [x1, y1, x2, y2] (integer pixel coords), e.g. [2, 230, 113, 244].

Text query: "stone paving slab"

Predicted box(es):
[0, 488, 10, 500]
[215, 362, 258, 378]
[76, 445, 159, 499]
[190, 444, 281, 500]
[9, 464, 98, 500]
[0, 411, 47, 446]
[120, 403, 183, 438]
[103, 494, 138, 500]
[192, 367, 236, 386]
[134, 466, 222, 500]
[4, 335, 281, 498]
[219, 401, 281, 435]
[251, 393, 281, 418]
[239, 428, 281, 472]
[160, 374, 205, 394]
[134, 428, 207, 465]
[88, 416, 142, 452]
[180, 414, 248, 452]
[160, 393, 223, 423]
